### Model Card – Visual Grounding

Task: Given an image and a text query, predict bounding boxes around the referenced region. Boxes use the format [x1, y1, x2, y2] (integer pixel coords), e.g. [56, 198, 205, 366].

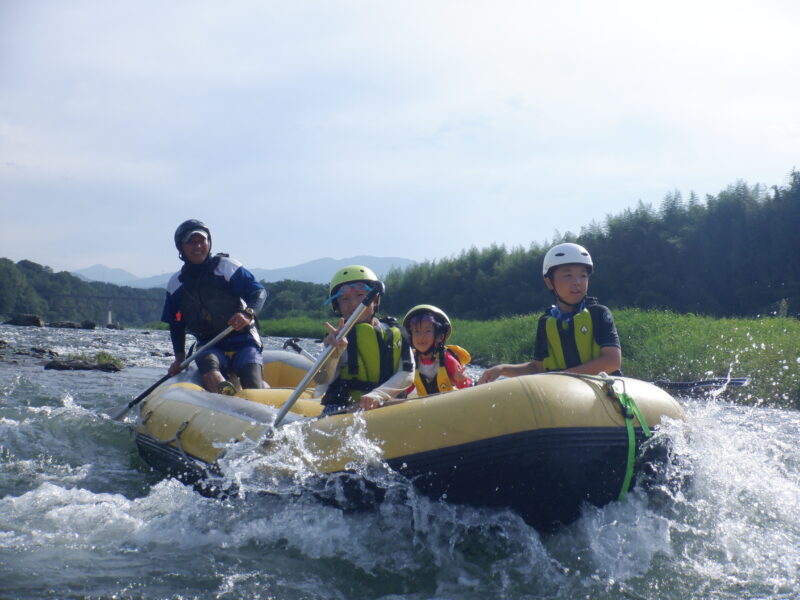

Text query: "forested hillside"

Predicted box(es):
[381, 171, 800, 320]
[0, 259, 164, 325]
[3, 172, 798, 325]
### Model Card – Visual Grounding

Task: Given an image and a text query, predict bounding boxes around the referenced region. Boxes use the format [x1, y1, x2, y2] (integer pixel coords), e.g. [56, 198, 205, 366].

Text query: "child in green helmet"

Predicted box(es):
[403, 305, 473, 397]
[478, 242, 622, 384]
[315, 265, 414, 414]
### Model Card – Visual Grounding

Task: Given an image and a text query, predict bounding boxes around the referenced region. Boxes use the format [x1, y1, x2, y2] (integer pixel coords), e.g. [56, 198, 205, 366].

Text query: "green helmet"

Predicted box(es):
[327, 265, 381, 313]
[403, 304, 452, 341]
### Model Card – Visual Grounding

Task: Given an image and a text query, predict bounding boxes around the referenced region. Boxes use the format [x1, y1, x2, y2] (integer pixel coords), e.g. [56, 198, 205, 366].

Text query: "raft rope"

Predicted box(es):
[605, 379, 652, 501]
[553, 372, 653, 501]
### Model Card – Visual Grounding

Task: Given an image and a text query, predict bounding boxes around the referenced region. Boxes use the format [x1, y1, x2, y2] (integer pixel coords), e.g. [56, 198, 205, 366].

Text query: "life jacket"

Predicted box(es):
[413, 345, 471, 397]
[178, 254, 247, 341]
[321, 318, 410, 407]
[542, 305, 603, 371]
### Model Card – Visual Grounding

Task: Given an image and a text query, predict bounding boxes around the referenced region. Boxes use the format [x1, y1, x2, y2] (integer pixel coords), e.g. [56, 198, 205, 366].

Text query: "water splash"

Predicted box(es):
[3, 325, 800, 599]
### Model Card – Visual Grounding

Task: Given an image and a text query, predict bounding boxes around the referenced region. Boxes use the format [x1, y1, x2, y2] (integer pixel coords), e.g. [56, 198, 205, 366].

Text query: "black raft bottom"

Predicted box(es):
[135, 431, 237, 498]
[387, 426, 664, 532]
[136, 426, 667, 532]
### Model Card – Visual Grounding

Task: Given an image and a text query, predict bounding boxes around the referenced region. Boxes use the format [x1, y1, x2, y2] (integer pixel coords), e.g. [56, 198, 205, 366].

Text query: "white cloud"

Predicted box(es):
[1, 0, 798, 276]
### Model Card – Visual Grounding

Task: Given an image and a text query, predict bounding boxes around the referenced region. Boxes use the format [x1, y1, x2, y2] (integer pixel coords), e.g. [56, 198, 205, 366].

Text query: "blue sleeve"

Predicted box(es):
[161, 290, 177, 324]
[229, 266, 267, 313]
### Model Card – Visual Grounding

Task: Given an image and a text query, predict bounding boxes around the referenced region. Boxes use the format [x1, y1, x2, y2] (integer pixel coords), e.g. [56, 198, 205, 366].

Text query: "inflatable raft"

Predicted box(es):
[134, 350, 685, 531]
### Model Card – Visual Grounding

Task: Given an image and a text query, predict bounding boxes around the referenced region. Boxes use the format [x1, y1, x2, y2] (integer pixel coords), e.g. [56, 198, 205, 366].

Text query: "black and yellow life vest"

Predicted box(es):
[413, 345, 471, 397]
[542, 307, 603, 371]
[322, 318, 410, 407]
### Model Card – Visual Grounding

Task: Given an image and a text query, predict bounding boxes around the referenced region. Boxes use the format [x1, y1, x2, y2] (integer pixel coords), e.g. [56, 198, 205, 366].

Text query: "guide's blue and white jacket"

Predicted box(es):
[161, 253, 267, 356]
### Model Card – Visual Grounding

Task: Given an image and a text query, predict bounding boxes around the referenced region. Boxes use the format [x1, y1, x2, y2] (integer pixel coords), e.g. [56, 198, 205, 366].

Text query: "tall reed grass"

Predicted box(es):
[450, 309, 800, 408]
[263, 309, 799, 408]
[262, 316, 327, 340]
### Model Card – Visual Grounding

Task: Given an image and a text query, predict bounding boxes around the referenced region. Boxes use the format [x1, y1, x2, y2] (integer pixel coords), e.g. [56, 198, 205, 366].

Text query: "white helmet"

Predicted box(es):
[542, 243, 593, 277]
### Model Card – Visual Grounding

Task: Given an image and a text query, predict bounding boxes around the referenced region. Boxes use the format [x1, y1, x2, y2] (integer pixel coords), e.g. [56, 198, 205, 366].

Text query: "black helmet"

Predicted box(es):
[174, 219, 212, 254]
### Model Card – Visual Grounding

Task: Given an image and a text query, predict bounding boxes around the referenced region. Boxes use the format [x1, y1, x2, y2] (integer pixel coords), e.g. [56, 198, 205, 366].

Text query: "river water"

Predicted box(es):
[1, 323, 798, 600]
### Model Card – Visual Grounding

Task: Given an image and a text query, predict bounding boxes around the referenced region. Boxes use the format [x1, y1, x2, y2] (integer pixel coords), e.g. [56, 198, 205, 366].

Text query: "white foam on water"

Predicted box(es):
[3, 325, 800, 599]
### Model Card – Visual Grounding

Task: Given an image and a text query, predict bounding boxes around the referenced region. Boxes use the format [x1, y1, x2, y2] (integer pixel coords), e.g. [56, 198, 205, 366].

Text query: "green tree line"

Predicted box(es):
[3, 171, 798, 326]
[381, 171, 800, 320]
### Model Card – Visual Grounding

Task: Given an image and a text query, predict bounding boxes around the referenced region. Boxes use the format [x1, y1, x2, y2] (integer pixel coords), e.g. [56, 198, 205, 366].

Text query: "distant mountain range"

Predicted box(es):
[71, 256, 416, 289]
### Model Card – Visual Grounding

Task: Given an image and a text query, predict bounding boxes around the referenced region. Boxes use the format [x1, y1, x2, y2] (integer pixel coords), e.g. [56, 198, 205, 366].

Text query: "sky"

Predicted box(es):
[1, 0, 798, 278]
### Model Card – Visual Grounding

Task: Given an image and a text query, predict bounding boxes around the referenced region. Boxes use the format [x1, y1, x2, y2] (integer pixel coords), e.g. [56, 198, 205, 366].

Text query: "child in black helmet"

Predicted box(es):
[162, 219, 268, 394]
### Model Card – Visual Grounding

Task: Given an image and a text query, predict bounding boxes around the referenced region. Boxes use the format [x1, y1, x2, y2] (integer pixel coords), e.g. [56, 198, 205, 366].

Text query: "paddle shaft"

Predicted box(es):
[271, 283, 384, 430]
[653, 377, 749, 391]
[108, 325, 235, 421]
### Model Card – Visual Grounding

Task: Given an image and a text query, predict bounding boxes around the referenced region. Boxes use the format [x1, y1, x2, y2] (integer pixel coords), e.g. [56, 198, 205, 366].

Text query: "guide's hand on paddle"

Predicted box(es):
[168, 355, 186, 376]
[323, 319, 348, 350]
[227, 311, 253, 332]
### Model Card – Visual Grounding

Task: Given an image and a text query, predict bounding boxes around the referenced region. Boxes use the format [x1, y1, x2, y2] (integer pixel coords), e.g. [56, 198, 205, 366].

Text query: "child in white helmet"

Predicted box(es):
[478, 243, 622, 383]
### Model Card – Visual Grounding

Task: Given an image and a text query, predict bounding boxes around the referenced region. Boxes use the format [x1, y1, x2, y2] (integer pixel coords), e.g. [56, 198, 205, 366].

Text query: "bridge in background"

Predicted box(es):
[48, 294, 163, 325]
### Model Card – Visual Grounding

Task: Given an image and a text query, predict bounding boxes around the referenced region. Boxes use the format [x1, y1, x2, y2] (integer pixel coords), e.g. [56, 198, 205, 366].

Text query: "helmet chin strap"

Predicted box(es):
[417, 344, 436, 357]
[555, 292, 584, 309]
[179, 252, 210, 266]
[414, 337, 445, 360]
[550, 294, 586, 322]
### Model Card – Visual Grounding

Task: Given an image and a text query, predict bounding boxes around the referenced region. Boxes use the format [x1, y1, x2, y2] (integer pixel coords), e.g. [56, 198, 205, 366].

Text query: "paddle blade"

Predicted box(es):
[106, 372, 171, 421]
[107, 403, 133, 421]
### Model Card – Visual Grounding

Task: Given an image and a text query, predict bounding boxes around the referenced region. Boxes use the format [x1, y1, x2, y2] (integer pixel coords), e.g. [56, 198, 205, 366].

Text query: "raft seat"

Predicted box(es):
[262, 349, 315, 388]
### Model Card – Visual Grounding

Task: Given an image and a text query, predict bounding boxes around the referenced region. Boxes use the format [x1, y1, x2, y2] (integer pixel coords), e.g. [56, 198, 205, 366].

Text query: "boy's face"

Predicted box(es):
[337, 283, 376, 322]
[410, 321, 443, 354]
[545, 264, 590, 307]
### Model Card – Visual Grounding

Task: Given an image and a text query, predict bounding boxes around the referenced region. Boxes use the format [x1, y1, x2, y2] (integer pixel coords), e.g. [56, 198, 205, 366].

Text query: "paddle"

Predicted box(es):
[653, 377, 750, 392]
[107, 325, 235, 421]
[282, 337, 317, 362]
[268, 282, 384, 432]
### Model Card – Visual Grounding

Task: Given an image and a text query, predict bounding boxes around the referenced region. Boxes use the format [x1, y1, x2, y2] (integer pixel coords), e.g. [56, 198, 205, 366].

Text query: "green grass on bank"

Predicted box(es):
[448, 308, 800, 409]
[262, 316, 328, 340]
[623, 309, 800, 408]
[259, 310, 800, 409]
[30, 311, 800, 407]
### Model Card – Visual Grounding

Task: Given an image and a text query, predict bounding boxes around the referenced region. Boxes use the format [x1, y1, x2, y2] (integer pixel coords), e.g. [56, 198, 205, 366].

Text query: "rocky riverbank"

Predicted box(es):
[0, 335, 123, 371]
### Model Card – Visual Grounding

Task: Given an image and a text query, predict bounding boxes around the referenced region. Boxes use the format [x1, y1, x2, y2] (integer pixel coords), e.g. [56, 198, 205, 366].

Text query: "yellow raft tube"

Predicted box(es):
[134, 349, 685, 530]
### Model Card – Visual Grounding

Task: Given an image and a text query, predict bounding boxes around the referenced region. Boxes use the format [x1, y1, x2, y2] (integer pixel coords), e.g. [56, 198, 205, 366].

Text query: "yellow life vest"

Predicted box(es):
[542, 309, 602, 371]
[413, 345, 471, 397]
[337, 320, 405, 403]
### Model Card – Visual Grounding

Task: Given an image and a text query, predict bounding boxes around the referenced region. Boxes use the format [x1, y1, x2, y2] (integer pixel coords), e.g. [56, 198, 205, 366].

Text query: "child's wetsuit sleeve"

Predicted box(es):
[532, 314, 549, 362]
[592, 305, 621, 348]
[444, 351, 472, 388]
